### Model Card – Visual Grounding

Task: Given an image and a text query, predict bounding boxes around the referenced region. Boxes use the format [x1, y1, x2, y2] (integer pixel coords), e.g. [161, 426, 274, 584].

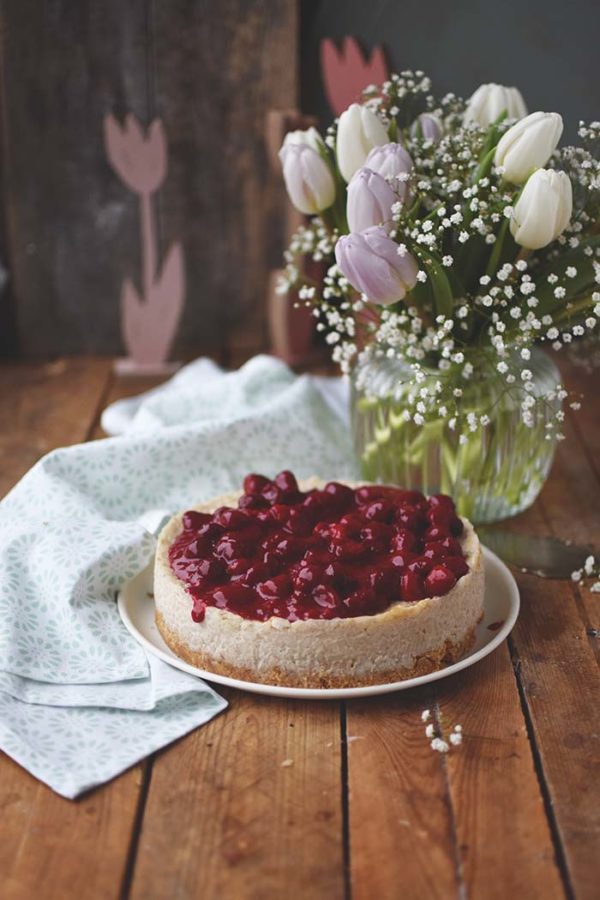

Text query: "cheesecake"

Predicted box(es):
[154, 472, 484, 688]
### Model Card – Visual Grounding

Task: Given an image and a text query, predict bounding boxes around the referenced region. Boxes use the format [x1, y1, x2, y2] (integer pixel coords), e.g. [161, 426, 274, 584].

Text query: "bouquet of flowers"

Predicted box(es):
[278, 74, 600, 522]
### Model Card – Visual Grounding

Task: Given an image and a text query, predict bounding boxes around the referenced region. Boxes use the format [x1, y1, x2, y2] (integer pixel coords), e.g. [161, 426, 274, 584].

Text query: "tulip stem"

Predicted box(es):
[471, 146, 497, 184]
[553, 292, 594, 324]
[485, 218, 509, 278]
[140, 190, 157, 298]
[515, 248, 531, 264]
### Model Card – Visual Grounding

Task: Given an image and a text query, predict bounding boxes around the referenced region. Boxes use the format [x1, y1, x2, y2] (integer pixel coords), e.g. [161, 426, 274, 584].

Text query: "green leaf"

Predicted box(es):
[418, 250, 455, 319]
[485, 217, 510, 278]
[471, 111, 507, 184]
[480, 110, 508, 156]
[471, 146, 497, 184]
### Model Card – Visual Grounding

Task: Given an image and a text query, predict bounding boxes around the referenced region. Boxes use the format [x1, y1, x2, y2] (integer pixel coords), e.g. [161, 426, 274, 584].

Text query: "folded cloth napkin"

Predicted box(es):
[100, 356, 350, 435]
[0, 355, 356, 798]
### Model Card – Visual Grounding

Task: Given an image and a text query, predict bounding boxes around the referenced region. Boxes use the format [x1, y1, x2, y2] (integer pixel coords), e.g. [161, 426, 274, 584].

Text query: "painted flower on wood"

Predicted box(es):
[104, 112, 185, 368]
[320, 37, 388, 117]
[104, 114, 167, 195]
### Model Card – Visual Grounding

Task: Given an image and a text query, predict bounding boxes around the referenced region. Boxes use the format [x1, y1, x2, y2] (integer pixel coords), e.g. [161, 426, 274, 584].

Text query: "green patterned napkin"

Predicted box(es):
[0, 355, 356, 797]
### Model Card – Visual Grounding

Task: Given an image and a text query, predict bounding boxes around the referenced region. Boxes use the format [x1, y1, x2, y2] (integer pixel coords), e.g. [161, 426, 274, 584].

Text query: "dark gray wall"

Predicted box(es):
[301, 0, 599, 142]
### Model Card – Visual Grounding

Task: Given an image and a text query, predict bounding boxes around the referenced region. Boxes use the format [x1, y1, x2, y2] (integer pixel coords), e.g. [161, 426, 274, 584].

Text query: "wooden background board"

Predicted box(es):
[0, 0, 296, 358]
[0, 350, 599, 900]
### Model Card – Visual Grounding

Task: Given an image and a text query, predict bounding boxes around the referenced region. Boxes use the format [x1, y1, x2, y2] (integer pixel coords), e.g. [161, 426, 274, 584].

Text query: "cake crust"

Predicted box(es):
[156, 610, 478, 688]
[153, 481, 485, 688]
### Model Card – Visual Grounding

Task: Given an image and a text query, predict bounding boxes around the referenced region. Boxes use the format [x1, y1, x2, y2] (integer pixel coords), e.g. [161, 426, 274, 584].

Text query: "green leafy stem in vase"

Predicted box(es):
[353, 379, 558, 523]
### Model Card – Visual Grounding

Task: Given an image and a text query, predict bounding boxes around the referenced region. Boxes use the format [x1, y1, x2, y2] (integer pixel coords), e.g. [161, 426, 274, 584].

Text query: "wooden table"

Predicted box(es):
[1, 354, 599, 900]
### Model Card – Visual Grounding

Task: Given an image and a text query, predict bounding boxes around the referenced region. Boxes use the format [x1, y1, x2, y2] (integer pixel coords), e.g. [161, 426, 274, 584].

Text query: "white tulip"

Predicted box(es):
[278, 143, 336, 215]
[495, 112, 563, 183]
[510, 169, 572, 250]
[336, 103, 389, 183]
[464, 83, 527, 127]
[283, 126, 326, 154]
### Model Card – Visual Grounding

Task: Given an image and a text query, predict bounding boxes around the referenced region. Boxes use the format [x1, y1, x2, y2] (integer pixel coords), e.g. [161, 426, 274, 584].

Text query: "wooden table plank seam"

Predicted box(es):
[433, 697, 467, 900]
[340, 702, 352, 900]
[119, 758, 154, 900]
[508, 637, 574, 900]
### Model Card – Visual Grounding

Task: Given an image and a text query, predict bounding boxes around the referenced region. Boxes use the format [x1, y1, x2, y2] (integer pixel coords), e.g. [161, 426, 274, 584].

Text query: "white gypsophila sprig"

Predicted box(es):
[365, 70, 436, 130]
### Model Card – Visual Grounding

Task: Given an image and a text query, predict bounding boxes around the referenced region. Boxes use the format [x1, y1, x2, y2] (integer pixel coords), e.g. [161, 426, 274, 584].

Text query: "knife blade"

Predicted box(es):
[477, 527, 595, 579]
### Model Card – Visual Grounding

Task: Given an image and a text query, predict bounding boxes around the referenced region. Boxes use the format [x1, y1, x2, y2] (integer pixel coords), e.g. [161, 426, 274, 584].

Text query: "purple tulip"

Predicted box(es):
[335, 226, 419, 305]
[410, 113, 443, 143]
[346, 167, 397, 233]
[364, 143, 413, 202]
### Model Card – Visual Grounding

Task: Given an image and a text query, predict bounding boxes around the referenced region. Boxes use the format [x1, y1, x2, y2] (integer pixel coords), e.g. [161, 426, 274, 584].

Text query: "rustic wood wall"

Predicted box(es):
[0, 0, 298, 358]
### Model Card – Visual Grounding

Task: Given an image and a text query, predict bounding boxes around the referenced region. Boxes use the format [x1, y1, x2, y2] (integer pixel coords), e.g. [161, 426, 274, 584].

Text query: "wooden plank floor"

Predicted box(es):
[0, 353, 599, 900]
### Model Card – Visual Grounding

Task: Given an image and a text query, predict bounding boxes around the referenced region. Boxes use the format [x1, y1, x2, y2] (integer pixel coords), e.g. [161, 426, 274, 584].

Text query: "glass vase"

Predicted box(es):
[350, 346, 561, 524]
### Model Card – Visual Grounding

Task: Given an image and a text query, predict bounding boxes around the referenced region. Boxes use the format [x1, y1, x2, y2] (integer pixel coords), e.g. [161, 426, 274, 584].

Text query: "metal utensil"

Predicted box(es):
[477, 527, 594, 579]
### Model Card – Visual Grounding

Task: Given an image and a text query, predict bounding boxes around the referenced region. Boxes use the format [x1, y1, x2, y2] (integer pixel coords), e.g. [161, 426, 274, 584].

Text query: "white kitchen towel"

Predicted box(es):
[0, 355, 356, 797]
[101, 356, 351, 435]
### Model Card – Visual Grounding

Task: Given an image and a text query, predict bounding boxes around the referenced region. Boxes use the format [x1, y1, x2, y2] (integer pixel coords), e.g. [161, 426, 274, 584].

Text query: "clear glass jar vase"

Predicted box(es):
[350, 346, 561, 524]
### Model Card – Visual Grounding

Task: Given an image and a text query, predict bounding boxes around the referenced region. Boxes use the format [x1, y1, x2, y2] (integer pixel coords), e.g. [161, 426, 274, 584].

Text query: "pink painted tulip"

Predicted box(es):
[347, 167, 397, 233]
[104, 113, 184, 367]
[320, 37, 388, 117]
[104, 113, 167, 194]
[335, 226, 419, 305]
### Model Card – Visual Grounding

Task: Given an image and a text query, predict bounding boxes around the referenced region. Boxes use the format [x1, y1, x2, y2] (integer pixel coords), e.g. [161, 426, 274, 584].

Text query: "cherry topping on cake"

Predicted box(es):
[243, 473, 270, 495]
[400, 571, 427, 602]
[424, 564, 458, 596]
[274, 470, 299, 494]
[168, 472, 470, 623]
[324, 481, 355, 506]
